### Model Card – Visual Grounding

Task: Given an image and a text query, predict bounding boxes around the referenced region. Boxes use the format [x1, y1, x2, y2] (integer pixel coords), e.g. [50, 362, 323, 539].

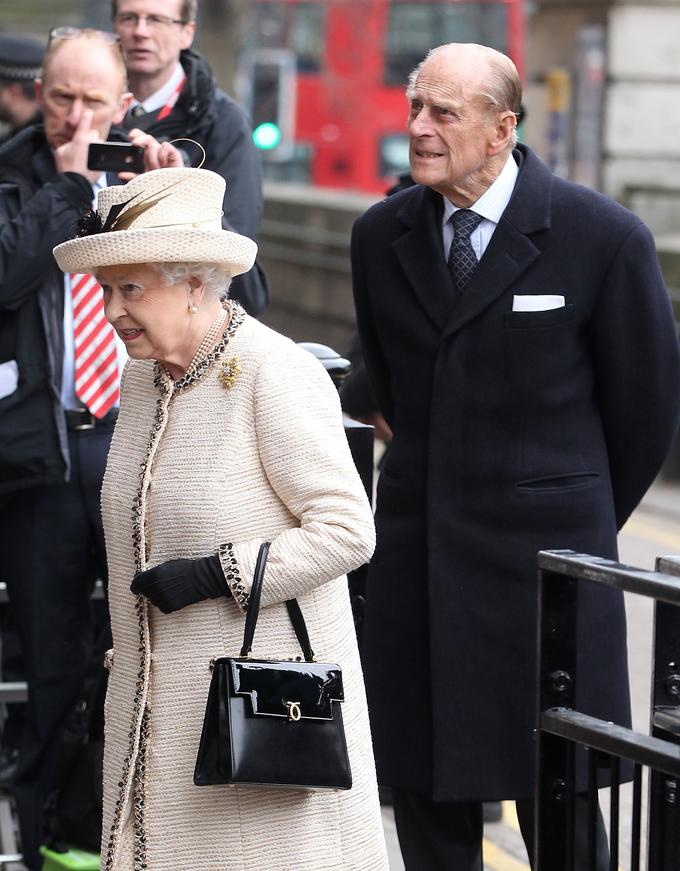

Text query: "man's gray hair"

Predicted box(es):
[406, 43, 522, 146]
[152, 262, 232, 299]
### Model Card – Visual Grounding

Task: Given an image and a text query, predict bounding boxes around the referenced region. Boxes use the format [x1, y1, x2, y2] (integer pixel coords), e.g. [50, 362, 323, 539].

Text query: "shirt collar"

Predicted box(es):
[441, 152, 519, 229]
[130, 62, 185, 115]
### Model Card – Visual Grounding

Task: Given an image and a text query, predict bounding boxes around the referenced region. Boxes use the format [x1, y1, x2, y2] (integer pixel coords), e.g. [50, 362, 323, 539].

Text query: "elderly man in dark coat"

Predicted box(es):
[351, 42, 680, 871]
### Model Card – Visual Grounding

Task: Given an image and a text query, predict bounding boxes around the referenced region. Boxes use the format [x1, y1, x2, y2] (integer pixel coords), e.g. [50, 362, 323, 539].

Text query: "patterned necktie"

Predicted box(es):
[448, 209, 483, 292]
[70, 272, 120, 418]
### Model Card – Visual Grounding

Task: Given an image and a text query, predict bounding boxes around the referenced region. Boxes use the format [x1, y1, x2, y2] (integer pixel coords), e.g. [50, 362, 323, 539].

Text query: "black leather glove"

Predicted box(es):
[130, 554, 228, 614]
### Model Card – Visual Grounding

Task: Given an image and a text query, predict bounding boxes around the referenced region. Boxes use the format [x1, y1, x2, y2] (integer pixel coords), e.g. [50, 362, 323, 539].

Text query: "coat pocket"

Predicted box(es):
[504, 304, 575, 330]
[516, 471, 600, 493]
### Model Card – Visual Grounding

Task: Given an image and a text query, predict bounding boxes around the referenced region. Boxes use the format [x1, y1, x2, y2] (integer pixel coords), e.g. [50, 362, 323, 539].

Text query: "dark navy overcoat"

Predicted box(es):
[351, 144, 680, 801]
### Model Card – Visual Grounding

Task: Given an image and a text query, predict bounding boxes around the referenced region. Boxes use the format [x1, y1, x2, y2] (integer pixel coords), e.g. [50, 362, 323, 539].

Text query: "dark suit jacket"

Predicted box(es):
[0, 127, 95, 495]
[351, 144, 680, 801]
[0, 126, 128, 497]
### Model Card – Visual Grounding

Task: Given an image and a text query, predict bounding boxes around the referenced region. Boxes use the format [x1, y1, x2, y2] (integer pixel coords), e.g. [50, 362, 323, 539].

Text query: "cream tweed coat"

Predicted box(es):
[99, 310, 388, 871]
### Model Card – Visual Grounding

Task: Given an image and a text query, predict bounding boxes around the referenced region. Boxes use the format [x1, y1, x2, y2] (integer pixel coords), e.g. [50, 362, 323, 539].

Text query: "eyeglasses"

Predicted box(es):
[113, 13, 186, 30]
[48, 26, 121, 47]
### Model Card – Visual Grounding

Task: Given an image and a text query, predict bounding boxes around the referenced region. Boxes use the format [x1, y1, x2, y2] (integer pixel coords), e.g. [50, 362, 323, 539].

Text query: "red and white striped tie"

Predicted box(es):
[70, 272, 120, 419]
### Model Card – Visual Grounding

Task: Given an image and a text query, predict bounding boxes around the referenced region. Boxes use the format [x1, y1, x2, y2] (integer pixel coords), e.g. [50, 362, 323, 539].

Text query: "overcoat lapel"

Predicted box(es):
[442, 146, 554, 338]
[392, 186, 453, 331]
[442, 219, 539, 338]
[390, 147, 555, 337]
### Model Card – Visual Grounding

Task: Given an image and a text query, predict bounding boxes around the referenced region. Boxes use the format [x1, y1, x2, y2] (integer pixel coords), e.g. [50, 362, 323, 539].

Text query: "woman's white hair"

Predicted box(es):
[151, 262, 232, 299]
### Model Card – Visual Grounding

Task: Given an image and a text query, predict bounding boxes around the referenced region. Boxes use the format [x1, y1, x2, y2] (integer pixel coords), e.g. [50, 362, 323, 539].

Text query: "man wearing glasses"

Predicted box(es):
[0, 28, 182, 869]
[112, 0, 270, 316]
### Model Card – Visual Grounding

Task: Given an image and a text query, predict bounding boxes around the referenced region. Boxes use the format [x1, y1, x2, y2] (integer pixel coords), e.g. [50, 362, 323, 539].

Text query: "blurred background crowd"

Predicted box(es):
[1, 1, 679, 351]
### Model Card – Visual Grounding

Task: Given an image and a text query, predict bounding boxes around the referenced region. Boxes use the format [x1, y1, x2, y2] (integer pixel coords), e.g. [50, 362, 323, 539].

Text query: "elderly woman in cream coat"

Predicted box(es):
[53, 167, 388, 871]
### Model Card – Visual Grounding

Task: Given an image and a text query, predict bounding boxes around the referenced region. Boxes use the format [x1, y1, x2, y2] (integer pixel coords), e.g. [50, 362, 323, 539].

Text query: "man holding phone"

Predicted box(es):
[0, 28, 179, 869]
[112, 0, 270, 315]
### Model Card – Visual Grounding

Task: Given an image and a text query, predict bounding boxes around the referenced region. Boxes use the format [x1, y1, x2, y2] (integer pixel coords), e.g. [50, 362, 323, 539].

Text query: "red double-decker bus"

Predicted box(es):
[242, 0, 525, 194]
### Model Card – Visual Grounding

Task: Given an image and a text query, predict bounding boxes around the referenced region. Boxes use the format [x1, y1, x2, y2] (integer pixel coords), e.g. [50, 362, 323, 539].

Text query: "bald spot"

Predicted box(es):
[410, 43, 521, 116]
[43, 35, 128, 96]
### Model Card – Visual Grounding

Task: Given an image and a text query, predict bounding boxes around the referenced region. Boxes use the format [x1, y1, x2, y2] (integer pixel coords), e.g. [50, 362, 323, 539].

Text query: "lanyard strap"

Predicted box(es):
[156, 74, 187, 121]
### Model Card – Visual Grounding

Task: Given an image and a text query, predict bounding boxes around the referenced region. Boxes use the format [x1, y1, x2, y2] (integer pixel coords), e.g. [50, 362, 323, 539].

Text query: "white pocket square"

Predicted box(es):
[512, 294, 565, 312]
[0, 360, 18, 400]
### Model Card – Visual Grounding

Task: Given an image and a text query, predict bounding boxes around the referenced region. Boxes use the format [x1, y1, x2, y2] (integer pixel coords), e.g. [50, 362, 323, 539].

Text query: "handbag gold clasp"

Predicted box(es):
[286, 701, 302, 722]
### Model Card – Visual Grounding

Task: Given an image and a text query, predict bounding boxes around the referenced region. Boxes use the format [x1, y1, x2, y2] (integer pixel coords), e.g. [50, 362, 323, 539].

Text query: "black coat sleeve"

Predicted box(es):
[0, 172, 92, 312]
[591, 220, 680, 528]
[350, 215, 395, 427]
[339, 332, 380, 419]
[205, 92, 270, 316]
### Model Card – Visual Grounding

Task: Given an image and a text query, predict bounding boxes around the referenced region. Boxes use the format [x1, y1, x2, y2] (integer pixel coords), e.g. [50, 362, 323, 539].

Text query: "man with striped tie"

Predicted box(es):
[0, 28, 177, 869]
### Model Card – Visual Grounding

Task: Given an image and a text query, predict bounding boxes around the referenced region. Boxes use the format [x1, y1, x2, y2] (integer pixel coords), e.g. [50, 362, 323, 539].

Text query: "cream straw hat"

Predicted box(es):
[53, 167, 257, 276]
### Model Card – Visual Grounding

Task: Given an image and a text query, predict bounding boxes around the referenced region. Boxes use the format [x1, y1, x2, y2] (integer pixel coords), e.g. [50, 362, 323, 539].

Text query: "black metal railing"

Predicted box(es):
[298, 341, 374, 643]
[535, 549, 680, 871]
[0, 580, 106, 867]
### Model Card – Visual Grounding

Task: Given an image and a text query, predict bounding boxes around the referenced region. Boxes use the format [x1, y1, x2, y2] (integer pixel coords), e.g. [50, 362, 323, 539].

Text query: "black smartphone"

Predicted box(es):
[87, 142, 145, 174]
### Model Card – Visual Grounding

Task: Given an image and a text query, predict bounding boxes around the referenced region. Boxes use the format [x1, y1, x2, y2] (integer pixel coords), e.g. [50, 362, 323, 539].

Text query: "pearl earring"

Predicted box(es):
[188, 303, 198, 314]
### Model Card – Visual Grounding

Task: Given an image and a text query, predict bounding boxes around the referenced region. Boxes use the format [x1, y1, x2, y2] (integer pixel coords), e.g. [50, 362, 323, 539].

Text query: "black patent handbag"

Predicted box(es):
[194, 541, 352, 791]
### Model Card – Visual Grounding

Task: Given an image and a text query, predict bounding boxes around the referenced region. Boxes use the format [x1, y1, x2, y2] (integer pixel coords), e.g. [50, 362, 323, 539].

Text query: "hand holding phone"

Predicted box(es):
[127, 128, 184, 171]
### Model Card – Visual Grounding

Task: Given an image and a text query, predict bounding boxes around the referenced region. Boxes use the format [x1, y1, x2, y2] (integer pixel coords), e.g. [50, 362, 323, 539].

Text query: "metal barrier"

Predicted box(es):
[297, 341, 375, 643]
[0, 581, 27, 866]
[0, 581, 105, 704]
[536, 550, 680, 870]
[0, 581, 105, 868]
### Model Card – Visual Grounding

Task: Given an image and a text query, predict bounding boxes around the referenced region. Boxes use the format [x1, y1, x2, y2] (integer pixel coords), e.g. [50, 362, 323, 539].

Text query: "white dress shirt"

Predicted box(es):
[129, 62, 185, 115]
[441, 152, 519, 262]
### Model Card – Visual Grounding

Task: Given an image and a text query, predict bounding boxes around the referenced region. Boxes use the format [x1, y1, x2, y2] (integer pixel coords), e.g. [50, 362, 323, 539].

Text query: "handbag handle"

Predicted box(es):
[239, 542, 316, 663]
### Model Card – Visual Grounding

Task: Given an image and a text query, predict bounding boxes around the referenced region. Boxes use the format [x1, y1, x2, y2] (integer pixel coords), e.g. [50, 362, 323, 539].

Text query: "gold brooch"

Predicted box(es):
[218, 356, 242, 390]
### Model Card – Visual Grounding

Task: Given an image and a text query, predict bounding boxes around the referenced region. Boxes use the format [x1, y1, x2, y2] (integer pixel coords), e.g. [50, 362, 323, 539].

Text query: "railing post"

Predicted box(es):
[535, 551, 680, 870]
[297, 342, 374, 644]
[649, 557, 680, 871]
[340, 416, 373, 646]
[535, 562, 578, 871]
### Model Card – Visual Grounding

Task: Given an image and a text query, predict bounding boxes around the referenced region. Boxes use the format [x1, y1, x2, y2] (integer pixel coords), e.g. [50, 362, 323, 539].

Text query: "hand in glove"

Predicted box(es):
[130, 554, 228, 614]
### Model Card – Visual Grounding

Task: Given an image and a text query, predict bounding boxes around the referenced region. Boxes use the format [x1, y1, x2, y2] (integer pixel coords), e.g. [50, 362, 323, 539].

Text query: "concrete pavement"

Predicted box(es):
[637, 474, 680, 523]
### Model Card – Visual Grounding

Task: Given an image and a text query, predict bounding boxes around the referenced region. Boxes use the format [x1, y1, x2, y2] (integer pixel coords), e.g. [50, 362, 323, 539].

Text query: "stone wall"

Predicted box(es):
[523, 0, 609, 175]
[526, 1, 680, 234]
[604, 3, 680, 232]
[258, 181, 377, 353]
[657, 236, 680, 319]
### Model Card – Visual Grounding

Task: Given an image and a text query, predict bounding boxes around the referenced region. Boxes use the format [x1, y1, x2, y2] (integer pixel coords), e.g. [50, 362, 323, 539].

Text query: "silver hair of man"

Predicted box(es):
[406, 43, 522, 147]
[151, 262, 232, 299]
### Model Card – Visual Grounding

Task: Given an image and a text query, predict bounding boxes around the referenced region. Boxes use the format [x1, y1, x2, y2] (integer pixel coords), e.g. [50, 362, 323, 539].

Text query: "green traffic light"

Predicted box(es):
[253, 122, 281, 150]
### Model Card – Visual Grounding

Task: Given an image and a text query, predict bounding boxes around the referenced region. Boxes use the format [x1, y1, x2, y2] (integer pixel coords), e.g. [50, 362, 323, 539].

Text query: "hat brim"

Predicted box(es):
[53, 226, 257, 276]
